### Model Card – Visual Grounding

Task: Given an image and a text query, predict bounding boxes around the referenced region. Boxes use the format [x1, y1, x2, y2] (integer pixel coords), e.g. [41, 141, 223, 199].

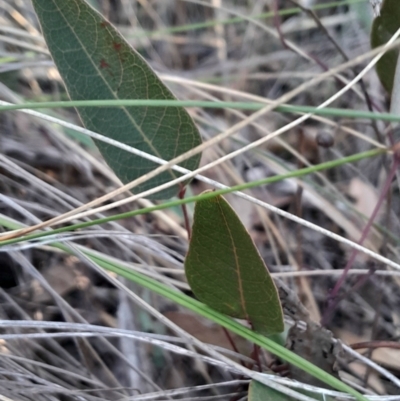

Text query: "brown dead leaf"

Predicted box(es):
[336, 329, 387, 394]
[348, 178, 380, 221]
[34, 264, 77, 303]
[372, 348, 400, 370]
[346, 178, 383, 258]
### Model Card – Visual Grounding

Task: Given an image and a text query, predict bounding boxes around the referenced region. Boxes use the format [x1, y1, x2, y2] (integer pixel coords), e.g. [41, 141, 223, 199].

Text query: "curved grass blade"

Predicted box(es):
[371, 0, 400, 93]
[31, 0, 202, 199]
[185, 192, 284, 336]
[0, 213, 370, 400]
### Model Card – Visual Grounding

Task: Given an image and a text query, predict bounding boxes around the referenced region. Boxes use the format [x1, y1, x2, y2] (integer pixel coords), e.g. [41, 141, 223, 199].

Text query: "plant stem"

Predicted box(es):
[322, 154, 400, 326]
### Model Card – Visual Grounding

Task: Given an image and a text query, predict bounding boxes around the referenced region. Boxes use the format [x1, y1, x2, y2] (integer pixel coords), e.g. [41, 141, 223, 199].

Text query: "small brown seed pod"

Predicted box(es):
[316, 131, 334, 148]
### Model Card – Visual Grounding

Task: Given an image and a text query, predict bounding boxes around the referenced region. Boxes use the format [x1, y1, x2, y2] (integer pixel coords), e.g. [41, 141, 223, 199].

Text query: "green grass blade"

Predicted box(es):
[56, 244, 371, 401]
[0, 216, 373, 401]
[3, 99, 400, 124]
[0, 148, 385, 248]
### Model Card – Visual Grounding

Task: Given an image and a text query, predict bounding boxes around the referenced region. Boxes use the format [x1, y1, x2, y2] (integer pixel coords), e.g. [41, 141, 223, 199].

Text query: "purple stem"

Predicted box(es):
[321, 155, 400, 326]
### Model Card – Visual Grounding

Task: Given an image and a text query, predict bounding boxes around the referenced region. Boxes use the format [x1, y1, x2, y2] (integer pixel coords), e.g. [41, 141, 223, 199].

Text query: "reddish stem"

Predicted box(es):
[221, 327, 248, 368]
[251, 344, 263, 373]
[351, 341, 400, 350]
[272, 0, 289, 50]
[322, 154, 400, 326]
[249, 322, 262, 372]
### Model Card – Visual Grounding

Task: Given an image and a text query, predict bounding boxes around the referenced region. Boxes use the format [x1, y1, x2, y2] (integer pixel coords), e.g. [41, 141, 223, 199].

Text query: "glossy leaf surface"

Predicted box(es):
[185, 193, 284, 335]
[371, 0, 400, 93]
[32, 0, 202, 198]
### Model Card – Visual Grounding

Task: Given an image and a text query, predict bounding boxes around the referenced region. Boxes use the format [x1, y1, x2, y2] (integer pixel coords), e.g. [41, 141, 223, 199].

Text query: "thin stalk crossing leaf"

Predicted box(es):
[185, 193, 284, 335]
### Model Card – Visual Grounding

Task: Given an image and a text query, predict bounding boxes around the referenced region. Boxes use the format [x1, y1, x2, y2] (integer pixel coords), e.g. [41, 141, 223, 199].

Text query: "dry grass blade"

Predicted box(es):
[1, 0, 400, 399]
[2, 37, 400, 241]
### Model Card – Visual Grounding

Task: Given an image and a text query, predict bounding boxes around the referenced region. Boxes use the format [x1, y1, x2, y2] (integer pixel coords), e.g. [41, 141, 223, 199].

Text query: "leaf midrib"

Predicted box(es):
[53, 0, 178, 181]
[217, 198, 248, 320]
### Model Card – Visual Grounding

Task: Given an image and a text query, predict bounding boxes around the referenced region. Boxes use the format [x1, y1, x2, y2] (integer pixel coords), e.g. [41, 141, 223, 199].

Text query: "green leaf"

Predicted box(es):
[248, 380, 293, 401]
[371, 0, 400, 93]
[31, 0, 202, 199]
[185, 192, 284, 335]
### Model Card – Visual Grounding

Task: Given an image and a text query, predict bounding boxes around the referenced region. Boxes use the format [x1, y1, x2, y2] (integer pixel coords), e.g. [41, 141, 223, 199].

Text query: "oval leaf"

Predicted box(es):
[184, 193, 284, 335]
[371, 0, 400, 93]
[32, 0, 202, 199]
